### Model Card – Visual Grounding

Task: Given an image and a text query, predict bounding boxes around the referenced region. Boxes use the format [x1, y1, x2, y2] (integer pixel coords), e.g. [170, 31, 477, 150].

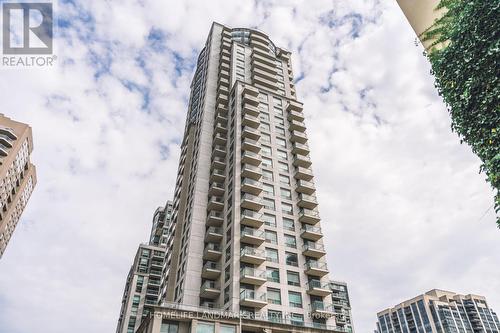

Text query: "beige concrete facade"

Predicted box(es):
[396, 0, 447, 51]
[375, 289, 500, 333]
[0, 114, 36, 258]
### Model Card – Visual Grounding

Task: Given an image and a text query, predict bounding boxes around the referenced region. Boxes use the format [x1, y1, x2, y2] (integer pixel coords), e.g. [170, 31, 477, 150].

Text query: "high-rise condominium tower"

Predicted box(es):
[117, 22, 354, 333]
[0, 114, 36, 258]
[375, 289, 500, 333]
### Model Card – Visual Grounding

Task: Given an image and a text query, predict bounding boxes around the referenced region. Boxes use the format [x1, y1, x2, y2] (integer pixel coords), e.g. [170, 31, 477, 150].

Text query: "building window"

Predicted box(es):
[262, 157, 273, 168]
[279, 174, 290, 185]
[282, 202, 293, 215]
[285, 252, 298, 266]
[284, 234, 297, 248]
[275, 117, 284, 126]
[196, 322, 215, 333]
[261, 133, 271, 143]
[266, 248, 279, 263]
[262, 170, 273, 181]
[263, 183, 274, 196]
[267, 288, 282, 305]
[277, 150, 288, 161]
[220, 325, 236, 333]
[135, 276, 144, 292]
[287, 271, 300, 286]
[266, 267, 280, 283]
[260, 122, 271, 132]
[263, 198, 275, 211]
[265, 230, 278, 244]
[261, 145, 272, 156]
[260, 113, 270, 122]
[263, 214, 276, 227]
[280, 188, 292, 199]
[276, 137, 286, 147]
[160, 322, 179, 333]
[288, 291, 303, 308]
[290, 313, 304, 326]
[278, 161, 289, 172]
[283, 218, 295, 231]
[268, 310, 283, 323]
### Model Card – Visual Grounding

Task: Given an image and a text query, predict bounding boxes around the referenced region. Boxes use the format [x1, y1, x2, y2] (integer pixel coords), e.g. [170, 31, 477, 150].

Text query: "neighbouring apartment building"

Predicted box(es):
[375, 289, 500, 333]
[116, 22, 354, 333]
[0, 114, 37, 258]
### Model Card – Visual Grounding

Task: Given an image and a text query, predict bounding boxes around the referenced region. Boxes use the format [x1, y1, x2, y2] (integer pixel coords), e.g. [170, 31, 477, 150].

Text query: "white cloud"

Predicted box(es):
[0, 1, 498, 333]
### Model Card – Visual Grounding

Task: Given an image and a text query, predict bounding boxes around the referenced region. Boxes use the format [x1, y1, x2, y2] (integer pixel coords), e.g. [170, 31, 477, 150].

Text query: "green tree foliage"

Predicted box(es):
[422, 0, 500, 227]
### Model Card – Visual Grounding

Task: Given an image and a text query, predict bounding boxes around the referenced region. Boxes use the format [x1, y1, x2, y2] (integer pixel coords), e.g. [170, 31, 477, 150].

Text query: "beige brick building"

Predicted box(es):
[0, 114, 37, 258]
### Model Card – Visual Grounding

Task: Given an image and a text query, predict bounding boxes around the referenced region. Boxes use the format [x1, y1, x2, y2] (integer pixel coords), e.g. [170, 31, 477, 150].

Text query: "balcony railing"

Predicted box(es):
[240, 267, 266, 279]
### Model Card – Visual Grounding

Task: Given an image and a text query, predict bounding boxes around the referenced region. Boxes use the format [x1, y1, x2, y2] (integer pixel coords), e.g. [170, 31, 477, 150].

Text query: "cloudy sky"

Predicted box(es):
[0, 0, 498, 332]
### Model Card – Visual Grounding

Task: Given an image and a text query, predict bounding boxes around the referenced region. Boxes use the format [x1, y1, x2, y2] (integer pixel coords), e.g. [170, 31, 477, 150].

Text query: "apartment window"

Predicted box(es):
[261, 133, 271, 143]
[273, 97, 282, 106]
[220, 325, 236, 333]
[277, 150, 288, 161]
[259, 94, 268, 103]
[283, 218, 295, 231]
[135, 276, 144, 292]
[285, 252, 298, 266]
[266, 267, 280, 283]
[279, 174, 290, 185]
[267, 288, 281, 305]
[275, 117, 284, 126]
[287, 271, 300, 286]
[282, 202, 293, 215]
[275, 126, 285, 136]
[276, 137, 286, 147]
[274, 107, 284, 116]
[196, 322, 215, 333]
[263, 183, 274, 196]
[268, 310, 283, 323]
[260, 113, 270, 122]
[141, 249, 150, 257]
[290, 313, 304, 326]
[284, 234, 297, 248]
[263, 213, 276, 227]
[262, 170, 273, 181]
[288, 291, 303, 308]
[224, 286, 230, 304]
[280, 188, 292, 199]
[266, 248, 279, 263]
[278, 162, 289, 172]
[265, 230, 278, 244]
[261, 145, 272, 156]
[262, 157, 273, 168]
[160, 322, 179, 333]
[258, 104, 268, 112]
[263, 198, 275, 211]
[260, 122, 271, 132]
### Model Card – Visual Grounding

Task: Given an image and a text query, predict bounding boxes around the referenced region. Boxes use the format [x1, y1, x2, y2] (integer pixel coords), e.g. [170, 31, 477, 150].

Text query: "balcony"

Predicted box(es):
[242, 94, 260, 107]
[213, 133, 227, 146]
[290, 130, 308, 144]
[251, 51, 276, 68]
[287, 100, 304, 113]
[250, 38, 270, 52]
[303, 243, 326, 259]
[202, 262, 221, 279]
[209, 170, 225, 186]
[289, 119, 306, 132]
[298, 194, 318, 209]
[213, 145, 226, 158]
[291, 142, 309, 155]
[296, 180, 316, 195]
[331, 291, 348, 301]
[251, 58, 276, 74]
[216, 93, 228, 106]
[209, 182, 225, 196]
[241, 151, 261, 166]
[240, 267, 266, 285]
[295, 166, 314, 181]
[241, 193, 263, 211]
[203, 244, 222, 261]
[288, 110, 305, 122]
[242, 138, 261, 153]
[211, 156, 226, 171]
[242, 85, 259, 97]
[240, 247, 266, 265]
[242, 126, 260, 141]
[241, 178, 262, 195]
[301, 225, 323, 242]
[241, 210, 264, 228]
[299, 208, 321, 225]
[241, 228, 265, 245]
[310, 301, 335, 318]
[306, 280, 332, 297]
[242, 103, 260, 117]
[253, 67, 278, 83]
[220, 69, 230, 80]
[293, 154, 312, 168]
[253, 73, 278, 90]
[332, 300, 351, 309]
[205, 227, 223, 243]
[240, 290, 267, 308]
[242, 114, 260, 128]
[207, 196, 224, 211]
[241, 164, 262, 180]
[200, 281, 221, 299]
[207, 211, 224, 227]
[304, 261, 329, 277]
